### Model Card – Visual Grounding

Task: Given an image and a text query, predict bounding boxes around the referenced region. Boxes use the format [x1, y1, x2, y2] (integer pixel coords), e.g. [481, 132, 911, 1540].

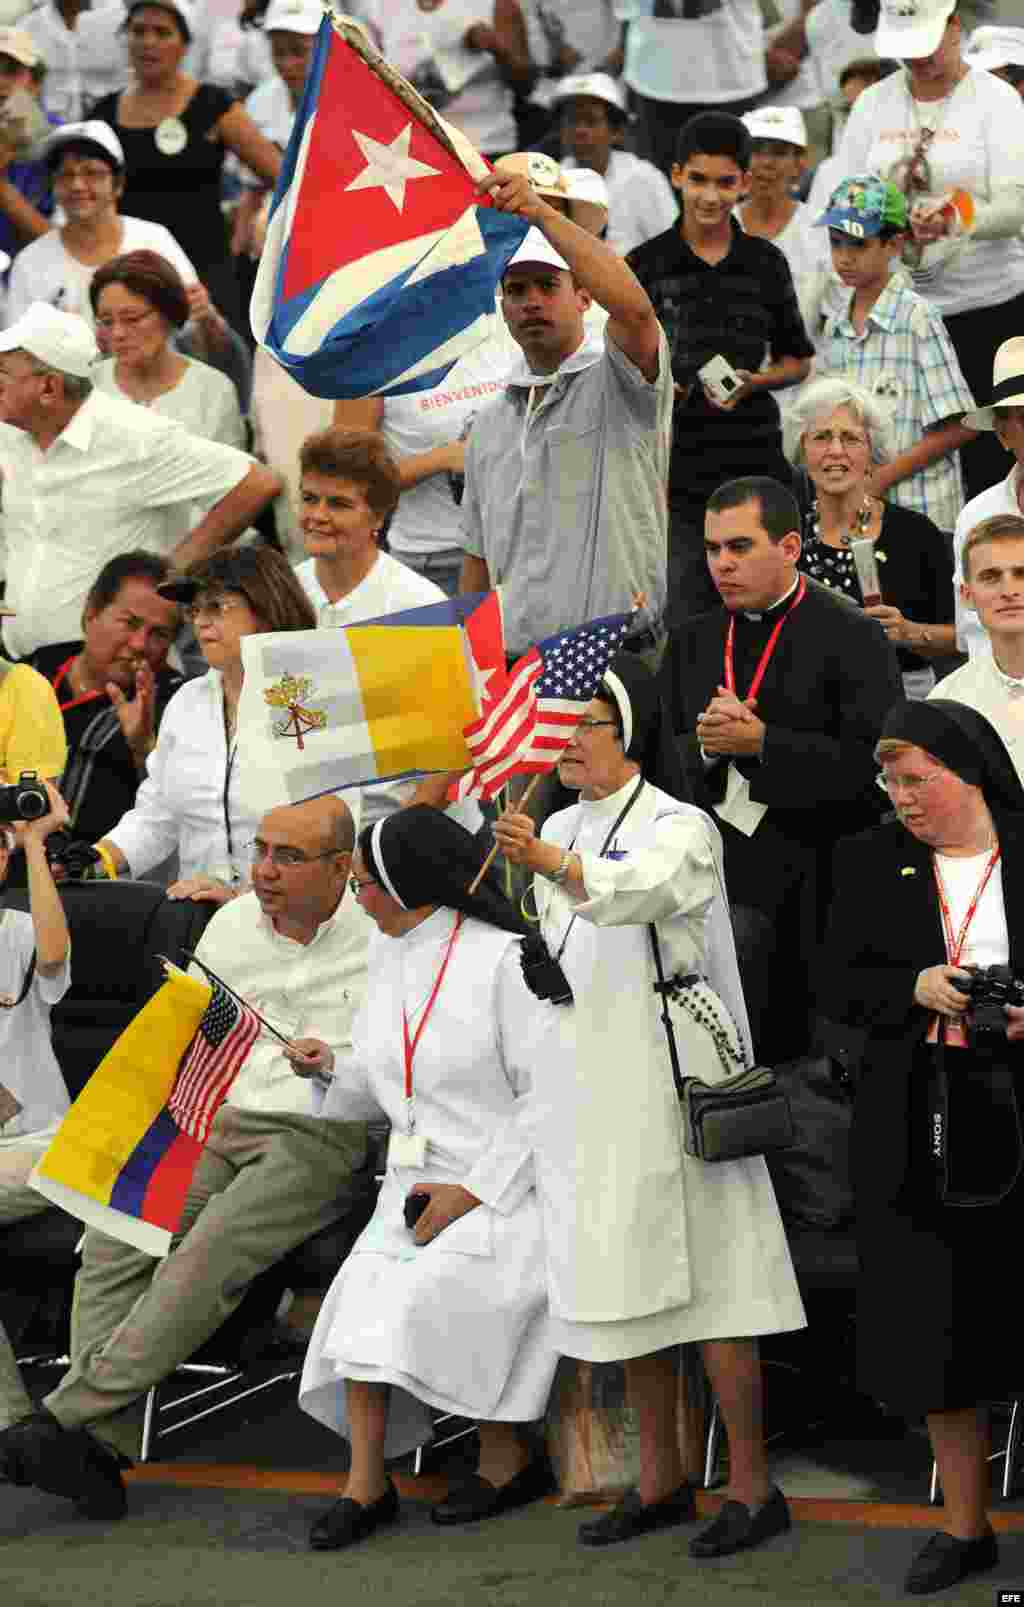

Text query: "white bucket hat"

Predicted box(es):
[550, 72, 627, 115]
[875, 0, 957, 61]
[963, 336, 1024, 431]
[261, 0, 323, 34]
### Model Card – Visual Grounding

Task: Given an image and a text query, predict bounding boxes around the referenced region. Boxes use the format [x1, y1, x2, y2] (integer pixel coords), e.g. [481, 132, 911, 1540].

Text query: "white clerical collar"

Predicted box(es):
[742, 573, 800, 623]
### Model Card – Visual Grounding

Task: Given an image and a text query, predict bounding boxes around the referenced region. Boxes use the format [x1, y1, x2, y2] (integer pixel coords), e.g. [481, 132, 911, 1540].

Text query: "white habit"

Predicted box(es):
[299, 912, 558, 1458]
[533, 781, 806, 1361]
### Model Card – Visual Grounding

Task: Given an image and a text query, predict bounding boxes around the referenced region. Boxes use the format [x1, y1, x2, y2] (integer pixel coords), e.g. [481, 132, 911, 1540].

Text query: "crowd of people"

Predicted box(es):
[0, 0, 1023, 1598]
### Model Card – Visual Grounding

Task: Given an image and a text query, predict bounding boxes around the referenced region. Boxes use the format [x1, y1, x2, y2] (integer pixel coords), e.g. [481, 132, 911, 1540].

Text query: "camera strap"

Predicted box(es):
[930, 845, 1001, 1049]
[552, 776, 647, 964]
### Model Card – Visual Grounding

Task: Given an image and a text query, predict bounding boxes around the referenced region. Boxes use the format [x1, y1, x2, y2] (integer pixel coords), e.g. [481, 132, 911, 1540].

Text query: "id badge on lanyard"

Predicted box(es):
[386, 912, 463, 1171]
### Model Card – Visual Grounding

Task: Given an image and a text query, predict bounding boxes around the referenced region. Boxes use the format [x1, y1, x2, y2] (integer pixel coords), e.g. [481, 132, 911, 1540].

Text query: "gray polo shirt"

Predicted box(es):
[460, 327, 672, 657]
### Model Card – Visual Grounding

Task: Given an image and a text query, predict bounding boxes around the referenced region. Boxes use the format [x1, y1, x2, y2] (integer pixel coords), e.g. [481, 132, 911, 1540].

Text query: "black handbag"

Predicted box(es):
[649, 925, 794, 1163]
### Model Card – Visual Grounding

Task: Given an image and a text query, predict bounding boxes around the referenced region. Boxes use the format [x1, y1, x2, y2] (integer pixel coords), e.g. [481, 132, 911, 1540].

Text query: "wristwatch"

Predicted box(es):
[549, 848, 572, 885]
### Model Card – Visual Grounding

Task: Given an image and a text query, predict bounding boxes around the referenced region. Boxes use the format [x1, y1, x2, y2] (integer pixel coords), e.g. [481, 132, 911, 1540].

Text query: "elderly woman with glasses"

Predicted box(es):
[785, 377, 957, 698]
[86, 546, 315, 895]
[820, 699, 1024, 1595]
[295, 807, 558, 1553]
[91, 250, 244, 452]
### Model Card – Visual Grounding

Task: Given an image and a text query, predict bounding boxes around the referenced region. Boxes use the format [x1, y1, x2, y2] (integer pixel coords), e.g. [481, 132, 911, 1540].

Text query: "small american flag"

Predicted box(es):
[450, 614, 630, 801]
[168, 983, 261, 1143]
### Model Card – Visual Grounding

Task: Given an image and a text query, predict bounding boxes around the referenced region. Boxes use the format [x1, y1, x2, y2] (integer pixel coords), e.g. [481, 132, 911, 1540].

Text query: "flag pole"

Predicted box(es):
[468, 772, 543, 896]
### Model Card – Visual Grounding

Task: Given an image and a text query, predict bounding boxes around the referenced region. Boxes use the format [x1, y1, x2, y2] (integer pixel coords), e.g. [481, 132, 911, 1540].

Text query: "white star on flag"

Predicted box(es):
[345, 123, 442, 213]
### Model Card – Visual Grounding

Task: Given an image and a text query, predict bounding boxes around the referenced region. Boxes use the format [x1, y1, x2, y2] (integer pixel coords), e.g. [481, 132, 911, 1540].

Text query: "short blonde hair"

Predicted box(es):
[961, 513, 1024, 581]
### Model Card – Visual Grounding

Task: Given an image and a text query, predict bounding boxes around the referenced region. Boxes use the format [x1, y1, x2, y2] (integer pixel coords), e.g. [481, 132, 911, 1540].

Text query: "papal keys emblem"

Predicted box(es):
[264, 674, 327, 749]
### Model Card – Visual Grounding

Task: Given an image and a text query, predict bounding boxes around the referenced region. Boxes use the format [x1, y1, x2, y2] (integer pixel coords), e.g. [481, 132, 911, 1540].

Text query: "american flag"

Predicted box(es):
[167, 983, 261, 1143]
[450, 614, 630, 801]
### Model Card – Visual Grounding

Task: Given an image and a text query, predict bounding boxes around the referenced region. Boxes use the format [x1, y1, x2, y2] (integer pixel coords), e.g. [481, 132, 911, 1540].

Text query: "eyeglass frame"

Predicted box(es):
[184, 593, 250, 625]
[94, 307, 160, 334]
[804, 427, 871, 452]
[246, 836, 347, 869]
[877, 768, 947, 800]
[574, 718, 619, 735]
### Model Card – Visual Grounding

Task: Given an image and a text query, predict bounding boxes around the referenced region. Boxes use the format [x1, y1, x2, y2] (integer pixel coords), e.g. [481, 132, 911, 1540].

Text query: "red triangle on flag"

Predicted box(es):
[282, 35, 483, 302]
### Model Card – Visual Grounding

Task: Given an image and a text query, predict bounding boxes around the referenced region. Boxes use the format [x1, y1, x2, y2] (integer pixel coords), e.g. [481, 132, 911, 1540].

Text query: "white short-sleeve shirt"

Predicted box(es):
[5, 217, 198, 332]
[0, 909, 71, 1151]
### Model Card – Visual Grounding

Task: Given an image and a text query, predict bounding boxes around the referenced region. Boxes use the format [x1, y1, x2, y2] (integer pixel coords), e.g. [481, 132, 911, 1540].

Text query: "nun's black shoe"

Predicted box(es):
[578, 1483, 696, 1547]
[430, 1456, 557, 1525]
[688, 1486, 790, 1557]
[309, 1480, 400, 1551]
[904, 1529, 998, 1595]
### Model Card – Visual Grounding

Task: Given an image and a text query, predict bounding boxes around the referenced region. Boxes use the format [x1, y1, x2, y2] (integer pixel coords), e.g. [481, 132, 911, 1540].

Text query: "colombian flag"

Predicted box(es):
[31, 969, 214, 1258]
[236, 590, 505, 814]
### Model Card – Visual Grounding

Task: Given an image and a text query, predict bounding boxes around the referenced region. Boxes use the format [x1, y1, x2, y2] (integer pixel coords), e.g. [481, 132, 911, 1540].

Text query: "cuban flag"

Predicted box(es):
[251, 7, 530, 399]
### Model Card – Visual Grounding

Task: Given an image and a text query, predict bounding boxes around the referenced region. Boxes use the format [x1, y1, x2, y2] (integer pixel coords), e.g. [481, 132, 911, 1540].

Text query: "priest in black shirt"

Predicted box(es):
[31, 552, 183, 848]
[661, 476, 901, 1059]
[628, 113, 814, 624]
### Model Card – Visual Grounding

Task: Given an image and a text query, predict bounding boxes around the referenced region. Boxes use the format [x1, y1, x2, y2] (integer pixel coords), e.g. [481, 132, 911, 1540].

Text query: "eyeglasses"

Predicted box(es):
[94, 309, 158, 333]
[878, 771, 945, 799]
[247, 838, 340, 868]
[349, 874, 379, 896]
[806, 429, 870, 451]
[185, 596, 246, 625]
[574, 719, 618, 735]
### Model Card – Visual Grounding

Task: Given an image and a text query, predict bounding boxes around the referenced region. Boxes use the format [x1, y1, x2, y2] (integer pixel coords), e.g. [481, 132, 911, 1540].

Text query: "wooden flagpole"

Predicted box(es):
[467, 772, 542, 896]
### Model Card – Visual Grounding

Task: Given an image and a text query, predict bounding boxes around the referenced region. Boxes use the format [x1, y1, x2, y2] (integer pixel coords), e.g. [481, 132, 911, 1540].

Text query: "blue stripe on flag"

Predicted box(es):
[108, 1106, 180, 1219]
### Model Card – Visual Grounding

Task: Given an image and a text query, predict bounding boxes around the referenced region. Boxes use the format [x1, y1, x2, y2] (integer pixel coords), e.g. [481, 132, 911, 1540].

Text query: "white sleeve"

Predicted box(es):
[104, 710, 184, 876]
[567, 807, 718, 928]
[318, 1046, 386, 1123]
[145, 224, 199, 287]
[461, 943, 539, 1215]
[5, 253, 34, 329]
[206, 373, 247, 448]
[833, 89, 874, 183]
[129, 421, 252, 511]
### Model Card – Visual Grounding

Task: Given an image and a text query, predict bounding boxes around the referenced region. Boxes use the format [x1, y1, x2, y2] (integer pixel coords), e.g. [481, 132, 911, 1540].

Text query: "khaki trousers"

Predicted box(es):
[44, 1106, 368, 1459]
[0, 1145, 54, 1430]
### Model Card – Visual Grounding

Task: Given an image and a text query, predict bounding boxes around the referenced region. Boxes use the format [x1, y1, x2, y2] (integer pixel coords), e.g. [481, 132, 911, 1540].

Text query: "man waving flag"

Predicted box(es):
[251, 5, 530, 399]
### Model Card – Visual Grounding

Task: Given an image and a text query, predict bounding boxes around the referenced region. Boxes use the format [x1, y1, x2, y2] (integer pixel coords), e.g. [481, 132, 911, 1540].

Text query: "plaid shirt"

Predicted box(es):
[821, 273, 975, 534]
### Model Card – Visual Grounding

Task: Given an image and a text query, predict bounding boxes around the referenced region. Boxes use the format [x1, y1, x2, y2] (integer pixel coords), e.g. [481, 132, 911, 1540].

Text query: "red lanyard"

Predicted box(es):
[724, 576, 806, 703]
[52, 656, 105, 715]
[932, 847, 1001, 966]
[402, 912, 463, 1114]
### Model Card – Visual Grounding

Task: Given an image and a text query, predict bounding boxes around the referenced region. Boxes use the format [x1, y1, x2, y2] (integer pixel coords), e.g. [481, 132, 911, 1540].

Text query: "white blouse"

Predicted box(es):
[106, 670, 259, 885]
[933, 849, 1009, 972]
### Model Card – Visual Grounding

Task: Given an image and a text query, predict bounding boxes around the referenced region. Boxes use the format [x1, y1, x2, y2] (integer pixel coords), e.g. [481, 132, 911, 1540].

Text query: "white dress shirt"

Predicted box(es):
[953, 463, 1023, 658]
[0, 390, 254, 658]
[106, 670, 258, 883]
[192, 888, 368, 1119]
[928, 650, 1024, 784]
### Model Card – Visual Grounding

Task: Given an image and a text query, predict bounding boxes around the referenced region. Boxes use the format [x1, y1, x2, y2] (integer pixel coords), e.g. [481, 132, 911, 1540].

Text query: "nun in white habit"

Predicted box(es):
[297, 807, 558, 1553]
[495, 654, 806, 1558]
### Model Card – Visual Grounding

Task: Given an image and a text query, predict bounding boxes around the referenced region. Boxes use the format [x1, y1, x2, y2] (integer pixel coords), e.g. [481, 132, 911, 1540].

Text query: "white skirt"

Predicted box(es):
[299, 1167, 559, 1459]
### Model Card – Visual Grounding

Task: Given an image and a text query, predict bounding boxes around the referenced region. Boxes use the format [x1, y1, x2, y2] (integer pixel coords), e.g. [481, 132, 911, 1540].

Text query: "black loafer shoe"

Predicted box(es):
[73, 1442, 131, 1521]
[689, 1486, 790, 1558]
[309, 1479, 400, 1551]
[578, 1483, 696, 1548]
[905, 1529, 999, 1595]
[430, 1456, 557, 1526]
[0, 1409, 126, 1516]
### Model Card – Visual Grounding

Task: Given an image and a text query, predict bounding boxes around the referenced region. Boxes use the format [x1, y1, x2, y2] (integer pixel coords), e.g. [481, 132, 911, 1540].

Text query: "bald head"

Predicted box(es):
[250, 796, 355, 937]
[259, 796, 355, 857]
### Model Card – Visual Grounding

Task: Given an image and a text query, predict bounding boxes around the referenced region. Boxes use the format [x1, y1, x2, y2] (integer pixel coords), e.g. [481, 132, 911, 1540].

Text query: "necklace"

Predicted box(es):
[808, 493, 872, 548]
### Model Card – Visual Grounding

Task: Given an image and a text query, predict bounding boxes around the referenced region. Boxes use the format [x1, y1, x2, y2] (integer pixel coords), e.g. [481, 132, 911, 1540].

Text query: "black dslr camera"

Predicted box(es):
[520, 935, 573, 1007]
[850, 0, 880, 34]
[951, 965, 1024, 1047]
[0, 771, 48, 824]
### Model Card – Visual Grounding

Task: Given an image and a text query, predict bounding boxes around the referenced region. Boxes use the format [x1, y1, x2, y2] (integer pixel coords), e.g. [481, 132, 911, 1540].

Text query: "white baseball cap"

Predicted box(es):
[0, 25, 37, 67]
[0, 304, 98, 378]
[42, 120, 125, 171]
[261, 0, 323, 35]
[506, 227, 570, 274]
[875, 0, 957, 61]
[964, 25, 1024, 72]
[125, 0, 196, 39]
[742, 104, 807, 148]
[550, 72, 627, 115]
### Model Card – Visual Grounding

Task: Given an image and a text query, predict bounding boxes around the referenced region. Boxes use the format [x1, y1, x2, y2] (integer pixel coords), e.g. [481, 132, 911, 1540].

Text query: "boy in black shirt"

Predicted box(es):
[628, 113, 813, 622]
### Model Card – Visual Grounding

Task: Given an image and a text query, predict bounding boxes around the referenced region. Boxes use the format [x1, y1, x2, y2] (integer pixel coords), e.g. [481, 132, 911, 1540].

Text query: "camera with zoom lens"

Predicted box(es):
[520, 934, 574, 1007]
[951, 965, 1024, 1047]
[0, 771, 48, 824]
